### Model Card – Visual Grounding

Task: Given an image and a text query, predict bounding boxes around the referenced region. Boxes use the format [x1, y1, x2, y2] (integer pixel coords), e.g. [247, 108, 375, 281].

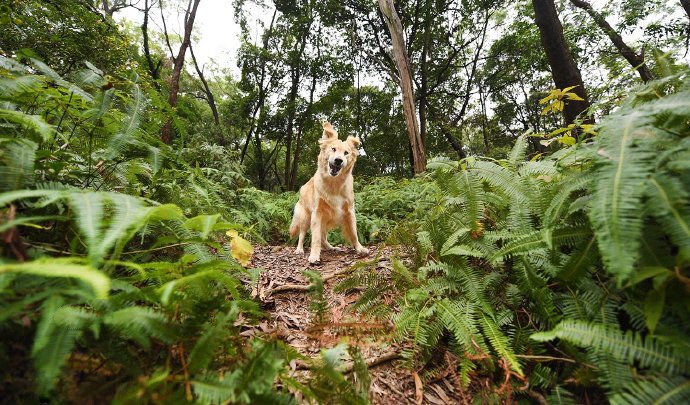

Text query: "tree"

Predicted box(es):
[189, 42, 219, 126]
[532, 0, 593, 126]
[378, 0, 426, 174]
[569, 0, 653, 82]
[160, 0, 202, 145]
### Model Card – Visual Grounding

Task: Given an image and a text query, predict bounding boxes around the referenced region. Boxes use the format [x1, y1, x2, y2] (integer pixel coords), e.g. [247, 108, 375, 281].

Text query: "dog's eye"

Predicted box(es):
[331, 147, 336, 152]
[344, 151, 349, 155]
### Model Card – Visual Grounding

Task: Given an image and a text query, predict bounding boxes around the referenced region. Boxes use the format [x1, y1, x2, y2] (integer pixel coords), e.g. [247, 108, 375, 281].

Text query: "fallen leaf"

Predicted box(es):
[413, 372, 423, 405]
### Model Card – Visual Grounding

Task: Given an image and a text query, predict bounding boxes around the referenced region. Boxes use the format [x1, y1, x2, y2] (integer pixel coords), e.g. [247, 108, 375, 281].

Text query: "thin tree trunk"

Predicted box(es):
[532, 0, 593, 127]
[189, 42, 219, 126]
[570, 0, 653, 82]
[241, 10, 277, 164]
[378, 0, 426, 174]
[289, 25, 321, 191]
[284, 23, 310, 189]
[418, 0, 432, 148]
[161, 0, 202, 144]
[141, 0, 161, 89]
[681, 0, 690, 20]
[478, 83, 490, 154]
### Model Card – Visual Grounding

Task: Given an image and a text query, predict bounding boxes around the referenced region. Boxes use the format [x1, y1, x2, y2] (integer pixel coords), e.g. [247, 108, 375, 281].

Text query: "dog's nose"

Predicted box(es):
[334, 158, 343, 166]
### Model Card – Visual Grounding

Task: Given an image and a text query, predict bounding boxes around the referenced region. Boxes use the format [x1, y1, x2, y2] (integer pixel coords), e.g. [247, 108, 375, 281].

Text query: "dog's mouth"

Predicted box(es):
[328, 162, 342, 177]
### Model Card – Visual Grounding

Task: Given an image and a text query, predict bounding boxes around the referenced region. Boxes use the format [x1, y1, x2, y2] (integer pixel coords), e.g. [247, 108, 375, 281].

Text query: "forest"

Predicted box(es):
[1, 0, 689, 403]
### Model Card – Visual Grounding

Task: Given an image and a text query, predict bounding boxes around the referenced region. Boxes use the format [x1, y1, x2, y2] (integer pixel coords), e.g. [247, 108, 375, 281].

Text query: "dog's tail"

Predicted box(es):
[289, 203, 301, 238]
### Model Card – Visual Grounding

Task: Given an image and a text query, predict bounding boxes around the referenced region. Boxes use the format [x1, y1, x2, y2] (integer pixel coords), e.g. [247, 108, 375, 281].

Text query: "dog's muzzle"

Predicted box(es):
[329, 159, 343, 176]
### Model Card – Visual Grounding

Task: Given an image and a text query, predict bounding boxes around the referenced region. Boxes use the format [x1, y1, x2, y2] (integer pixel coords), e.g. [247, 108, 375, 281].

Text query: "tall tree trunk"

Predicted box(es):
[681, 0, 690, 20]
[189, 42, 219, 126]
[378, 0, 426, 174]
[160, 0, 202, 145]
[570, 0, 653, 82]
[532, 0, 593, 126]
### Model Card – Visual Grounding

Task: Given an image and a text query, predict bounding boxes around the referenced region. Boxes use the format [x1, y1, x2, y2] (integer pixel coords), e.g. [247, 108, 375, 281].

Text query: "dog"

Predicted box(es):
[289, 122, 369, 264]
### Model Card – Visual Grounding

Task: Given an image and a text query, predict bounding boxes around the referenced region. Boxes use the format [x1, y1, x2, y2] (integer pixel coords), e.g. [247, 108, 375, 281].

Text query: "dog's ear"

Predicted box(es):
[346, 136, 361, 152]
[322, 122, 338, 140]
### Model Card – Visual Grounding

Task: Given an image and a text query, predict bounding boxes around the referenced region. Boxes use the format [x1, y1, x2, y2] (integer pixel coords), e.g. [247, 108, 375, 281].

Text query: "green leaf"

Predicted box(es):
[0, 259, 110, 299]
[644, 286, 666, 334]
[184, 214, 221, 239]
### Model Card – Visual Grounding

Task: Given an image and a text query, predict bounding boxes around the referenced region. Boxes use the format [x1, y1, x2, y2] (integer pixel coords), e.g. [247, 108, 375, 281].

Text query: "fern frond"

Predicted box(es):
[0, 259, 110, 299]
[531, 320, 690, 374]
[647, 175, 690, 253]
[103, 306, 173, 349]
[481, 313, 523, 376]
[0, 138, 37, 191]
[188, 307, 240, 374]
[589, 109, 658, 282]
[611, 376, 690, 405]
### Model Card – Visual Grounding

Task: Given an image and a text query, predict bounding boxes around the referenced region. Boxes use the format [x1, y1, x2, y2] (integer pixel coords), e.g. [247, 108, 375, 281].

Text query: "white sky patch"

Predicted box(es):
[116, 0, 245, 78]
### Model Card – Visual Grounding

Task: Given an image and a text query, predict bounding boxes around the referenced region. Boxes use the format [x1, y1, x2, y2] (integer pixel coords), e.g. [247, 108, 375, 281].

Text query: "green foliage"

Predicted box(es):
[0, 56, 302, 403]
[338, 71, 690, 401]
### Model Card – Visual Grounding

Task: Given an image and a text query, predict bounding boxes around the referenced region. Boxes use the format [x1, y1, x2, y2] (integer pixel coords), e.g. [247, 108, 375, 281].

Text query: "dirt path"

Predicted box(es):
[247, 245, 463, 404]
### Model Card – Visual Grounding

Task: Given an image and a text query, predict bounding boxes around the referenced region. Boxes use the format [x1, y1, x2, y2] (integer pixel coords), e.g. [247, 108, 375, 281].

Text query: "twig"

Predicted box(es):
[294, 351, 402, 373]
[344, 351, 402, 374]
[515, 354, 576, 363]
[266, 266, 358, 296]
[178, 344, 192, 401]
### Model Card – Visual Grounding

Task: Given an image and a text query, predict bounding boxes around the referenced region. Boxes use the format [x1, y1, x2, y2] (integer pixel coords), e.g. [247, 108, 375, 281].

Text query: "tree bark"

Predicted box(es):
[532, 0, 593, 126]
[681, 0, 690, 20]
[378, 0, 426, 174]
[189, 42, 219, 126]
[141, 0, 161, 89]
[570, 0, 653, 82]
[160, 0, 202, 145]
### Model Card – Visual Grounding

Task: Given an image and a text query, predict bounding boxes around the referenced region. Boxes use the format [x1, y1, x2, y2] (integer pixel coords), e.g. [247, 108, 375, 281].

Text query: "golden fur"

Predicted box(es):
[289, 122, 369, 263]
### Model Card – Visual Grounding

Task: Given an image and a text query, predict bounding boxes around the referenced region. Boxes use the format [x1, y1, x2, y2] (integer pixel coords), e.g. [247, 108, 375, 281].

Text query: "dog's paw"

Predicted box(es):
[356, 246, 370, 256]
[308, 254, 321, 264]
[295, 247, 304, 255]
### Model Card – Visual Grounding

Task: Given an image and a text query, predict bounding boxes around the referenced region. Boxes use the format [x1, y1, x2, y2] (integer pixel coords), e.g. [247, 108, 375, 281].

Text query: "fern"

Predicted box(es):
[589, 104, 667, 283]
[532, 320, 690, 374]
[611, 376, 690, 405]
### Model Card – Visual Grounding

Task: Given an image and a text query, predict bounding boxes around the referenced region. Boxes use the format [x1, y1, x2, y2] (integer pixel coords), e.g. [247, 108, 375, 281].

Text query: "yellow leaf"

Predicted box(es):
[230, 235, 253, 267]
[565, 93, 584, 101]
[559, 135, 576, 146]
[226, 229, 239, 238]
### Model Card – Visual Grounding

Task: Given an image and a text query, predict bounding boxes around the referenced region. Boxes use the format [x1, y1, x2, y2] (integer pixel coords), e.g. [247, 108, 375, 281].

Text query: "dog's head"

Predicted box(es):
[318, 122, 361, 177]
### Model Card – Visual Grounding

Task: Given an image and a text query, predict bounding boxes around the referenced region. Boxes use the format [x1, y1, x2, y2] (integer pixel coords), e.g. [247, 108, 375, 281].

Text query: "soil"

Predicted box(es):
[247, 244, 466, 405]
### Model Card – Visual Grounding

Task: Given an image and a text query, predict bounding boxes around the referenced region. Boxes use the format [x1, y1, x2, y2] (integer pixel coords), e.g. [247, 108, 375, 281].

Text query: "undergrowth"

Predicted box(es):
[337, 70, 690, 403]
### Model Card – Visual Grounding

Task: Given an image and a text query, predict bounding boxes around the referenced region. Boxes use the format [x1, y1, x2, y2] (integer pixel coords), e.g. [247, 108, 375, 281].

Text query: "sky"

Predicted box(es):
[116, 0, 251, 78]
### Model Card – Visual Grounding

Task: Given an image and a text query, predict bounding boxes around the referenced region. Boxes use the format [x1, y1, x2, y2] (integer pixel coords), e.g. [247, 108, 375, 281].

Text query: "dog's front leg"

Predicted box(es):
[308, 210, 322, 264]
[343, 208, 369, 256]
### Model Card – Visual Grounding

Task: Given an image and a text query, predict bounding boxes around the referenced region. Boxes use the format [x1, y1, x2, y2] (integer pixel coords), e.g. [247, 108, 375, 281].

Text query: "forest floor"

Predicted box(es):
[246, 245, 466, 404]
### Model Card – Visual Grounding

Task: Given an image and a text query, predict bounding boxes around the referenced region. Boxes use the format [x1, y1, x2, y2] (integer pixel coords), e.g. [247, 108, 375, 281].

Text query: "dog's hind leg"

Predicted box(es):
[343, 208, 369, 256]
[321, 230, 334, 250]
[292, 203, 308, 255]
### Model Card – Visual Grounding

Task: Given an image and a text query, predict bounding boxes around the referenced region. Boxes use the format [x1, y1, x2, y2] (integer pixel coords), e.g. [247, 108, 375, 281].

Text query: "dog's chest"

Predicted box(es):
[317, 194, 349, 228]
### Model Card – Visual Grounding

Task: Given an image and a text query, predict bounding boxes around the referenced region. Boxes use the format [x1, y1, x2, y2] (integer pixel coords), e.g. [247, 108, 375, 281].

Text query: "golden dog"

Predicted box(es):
[289, 122, 369, 264]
